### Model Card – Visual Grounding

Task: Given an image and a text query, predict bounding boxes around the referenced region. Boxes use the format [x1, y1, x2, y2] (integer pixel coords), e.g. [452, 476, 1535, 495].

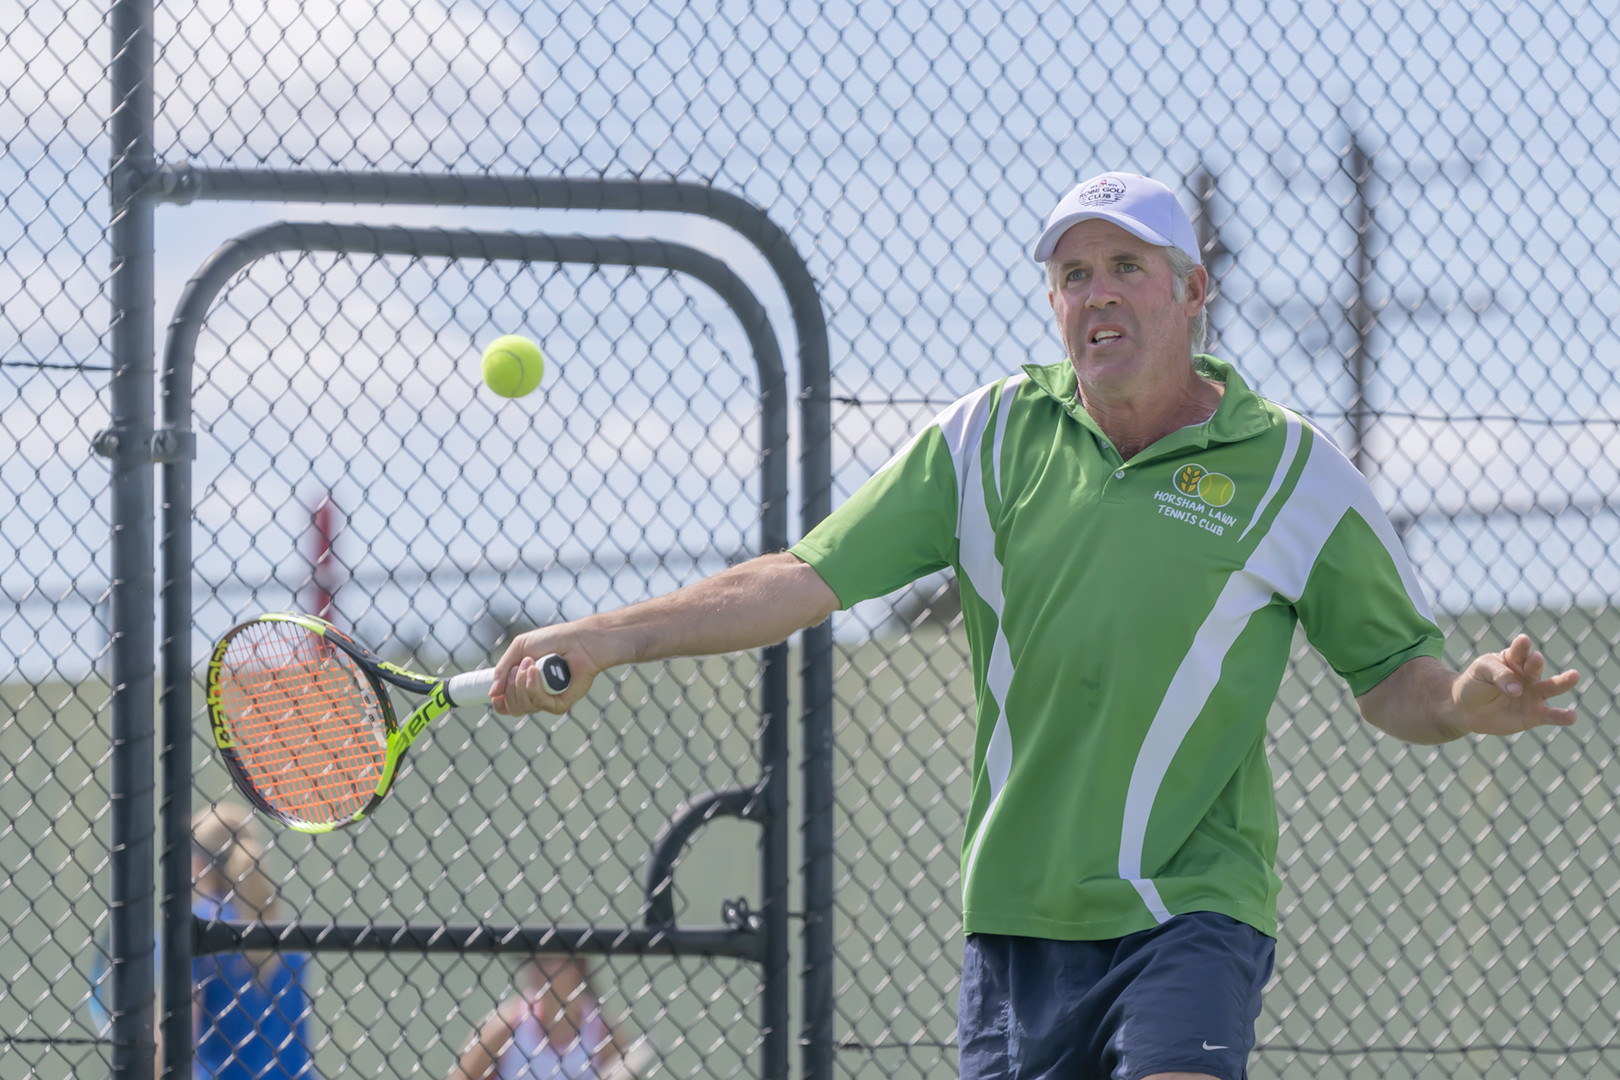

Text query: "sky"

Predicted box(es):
[2, 0, 1618, 676]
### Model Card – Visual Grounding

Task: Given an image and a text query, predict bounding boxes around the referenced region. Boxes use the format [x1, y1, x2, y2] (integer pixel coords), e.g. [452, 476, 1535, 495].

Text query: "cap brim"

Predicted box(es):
[1031, 209, 1176, 263]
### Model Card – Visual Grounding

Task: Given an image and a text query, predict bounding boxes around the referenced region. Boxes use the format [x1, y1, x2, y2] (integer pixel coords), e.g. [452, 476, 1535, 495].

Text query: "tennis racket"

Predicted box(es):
[205, 612, 571, 833]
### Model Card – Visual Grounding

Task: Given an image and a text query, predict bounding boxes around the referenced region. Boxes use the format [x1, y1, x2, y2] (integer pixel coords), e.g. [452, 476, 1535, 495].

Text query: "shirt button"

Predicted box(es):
[1114, 469, 1125, 479]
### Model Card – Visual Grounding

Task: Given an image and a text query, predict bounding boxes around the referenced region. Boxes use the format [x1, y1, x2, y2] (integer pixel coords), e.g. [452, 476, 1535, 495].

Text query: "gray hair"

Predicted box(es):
[1162, 244, 1209, 357]
[1046, 243, 1209, 358]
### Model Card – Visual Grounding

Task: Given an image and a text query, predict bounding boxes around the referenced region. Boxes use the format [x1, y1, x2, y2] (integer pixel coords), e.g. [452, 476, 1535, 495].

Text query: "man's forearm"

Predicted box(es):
[492, 552, 841, 715]
[1354, 656, 1467, 745]
[1355, 640, 1579, 745]
[574, 551, 839, 668]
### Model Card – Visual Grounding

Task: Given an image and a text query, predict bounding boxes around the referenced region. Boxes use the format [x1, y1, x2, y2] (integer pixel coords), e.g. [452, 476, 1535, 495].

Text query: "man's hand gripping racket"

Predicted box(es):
[207, 613, 572, 832]
[490, 626, 598, 717]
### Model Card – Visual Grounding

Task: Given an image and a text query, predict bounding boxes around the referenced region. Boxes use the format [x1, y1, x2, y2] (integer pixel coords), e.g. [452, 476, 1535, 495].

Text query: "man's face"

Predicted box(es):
[1046, 219, 1207, 402]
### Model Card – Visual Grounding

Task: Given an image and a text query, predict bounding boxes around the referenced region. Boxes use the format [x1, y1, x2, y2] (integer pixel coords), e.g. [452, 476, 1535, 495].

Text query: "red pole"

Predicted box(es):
[307, 492, 338, 624]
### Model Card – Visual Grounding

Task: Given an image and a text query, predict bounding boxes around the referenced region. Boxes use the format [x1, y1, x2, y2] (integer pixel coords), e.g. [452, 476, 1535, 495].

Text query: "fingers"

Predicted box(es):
[1501, 646, 1578, 706]
[502, 655, 585, 717]
[1538, 705, 1578, 727]
[1484, 637, 1566, 699]
[1459, 640, 1582, 736]
[1502, 634, 1548, 688]
[1481, 661, 1580, 703]
[1467, 651, 1524, 698]
[1534, 668, 1581, 700]
[488, 635, 529, 714]
[489, 630, 580, 717]
[495, 656, 544, 716]
[1524, 668, 1580, 727]
[487, 620, 609, 717]
[1502, 633, 1532, 669]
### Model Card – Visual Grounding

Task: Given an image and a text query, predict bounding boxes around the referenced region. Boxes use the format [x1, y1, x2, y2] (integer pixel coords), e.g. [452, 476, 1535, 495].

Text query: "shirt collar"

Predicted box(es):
[1020, 354, 1274, 450]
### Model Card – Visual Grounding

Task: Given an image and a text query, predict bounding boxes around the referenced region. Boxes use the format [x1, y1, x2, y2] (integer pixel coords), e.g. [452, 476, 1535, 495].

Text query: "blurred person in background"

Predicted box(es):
[450, 954, 645, 1080]
[190, 802, 316, 1080]
[93, 801, 316, 1079]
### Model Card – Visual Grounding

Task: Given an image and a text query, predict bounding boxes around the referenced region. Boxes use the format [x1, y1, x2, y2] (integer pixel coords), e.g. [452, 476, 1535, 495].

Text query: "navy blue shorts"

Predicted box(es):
[958, 912, 1275, 1080]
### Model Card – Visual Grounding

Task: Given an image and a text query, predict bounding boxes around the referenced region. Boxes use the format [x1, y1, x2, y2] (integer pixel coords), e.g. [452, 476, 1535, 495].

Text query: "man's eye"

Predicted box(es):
[1119, 262, 1139, 272]
[1066, 268, 1085, 282]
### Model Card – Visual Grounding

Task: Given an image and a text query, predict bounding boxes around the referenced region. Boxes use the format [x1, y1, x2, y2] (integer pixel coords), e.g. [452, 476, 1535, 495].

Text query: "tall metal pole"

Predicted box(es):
[798, 301, 834, 1080]
[1346, 134, 1374, 476]
[107, 0, 157, 1071]
[1189, 163, 1226, 352]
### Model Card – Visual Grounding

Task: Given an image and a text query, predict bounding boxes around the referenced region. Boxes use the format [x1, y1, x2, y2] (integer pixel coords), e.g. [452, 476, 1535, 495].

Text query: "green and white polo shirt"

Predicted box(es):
[791, 355, 1443, 941]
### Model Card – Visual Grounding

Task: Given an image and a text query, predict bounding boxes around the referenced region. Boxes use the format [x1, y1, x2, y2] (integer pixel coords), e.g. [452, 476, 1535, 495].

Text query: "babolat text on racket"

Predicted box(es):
[205, 612, 571, 832]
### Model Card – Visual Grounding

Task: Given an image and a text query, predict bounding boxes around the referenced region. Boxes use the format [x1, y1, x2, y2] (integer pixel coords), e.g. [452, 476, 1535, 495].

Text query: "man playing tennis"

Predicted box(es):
[492, 172, 1580, 1080]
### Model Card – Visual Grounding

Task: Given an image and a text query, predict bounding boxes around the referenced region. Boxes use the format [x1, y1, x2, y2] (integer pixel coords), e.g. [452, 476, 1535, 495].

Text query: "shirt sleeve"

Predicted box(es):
[1293, 504, 1445, 696]
[790, 424, 963, 609]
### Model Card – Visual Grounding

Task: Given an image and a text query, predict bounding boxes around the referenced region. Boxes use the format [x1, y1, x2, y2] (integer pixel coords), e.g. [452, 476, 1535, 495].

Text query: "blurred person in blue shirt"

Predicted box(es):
[92, 802, 316, 1079]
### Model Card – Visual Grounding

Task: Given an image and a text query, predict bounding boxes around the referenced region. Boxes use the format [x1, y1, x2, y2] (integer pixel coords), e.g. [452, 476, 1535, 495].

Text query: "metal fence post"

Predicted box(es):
[799, 381, 834, 1080]
[107, 0, 157, 1072]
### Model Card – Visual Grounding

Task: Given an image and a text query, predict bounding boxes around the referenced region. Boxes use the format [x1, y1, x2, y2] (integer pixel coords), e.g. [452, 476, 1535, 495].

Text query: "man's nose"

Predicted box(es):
[1084, 282, 1119, 309]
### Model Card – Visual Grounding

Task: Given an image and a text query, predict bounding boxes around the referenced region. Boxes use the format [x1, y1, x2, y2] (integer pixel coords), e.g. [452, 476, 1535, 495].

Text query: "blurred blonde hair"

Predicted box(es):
[192, 802, 278, 921]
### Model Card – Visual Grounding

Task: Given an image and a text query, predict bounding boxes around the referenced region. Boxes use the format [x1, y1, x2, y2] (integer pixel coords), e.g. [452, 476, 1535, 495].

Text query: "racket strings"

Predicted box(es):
[217, 622, 386, 824]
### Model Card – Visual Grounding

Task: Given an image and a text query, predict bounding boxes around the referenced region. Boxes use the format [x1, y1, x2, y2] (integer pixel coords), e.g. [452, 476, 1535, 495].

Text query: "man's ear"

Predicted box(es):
[1185, 263, 1210, 314]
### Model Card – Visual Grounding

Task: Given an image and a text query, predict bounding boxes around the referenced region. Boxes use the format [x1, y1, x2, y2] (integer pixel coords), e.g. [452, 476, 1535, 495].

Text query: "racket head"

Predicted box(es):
[206, 613, 399, 832]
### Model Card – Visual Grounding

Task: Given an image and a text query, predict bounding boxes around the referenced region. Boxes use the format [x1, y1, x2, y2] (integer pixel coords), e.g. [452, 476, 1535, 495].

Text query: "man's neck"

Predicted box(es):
[1077, 370, 1224, 461]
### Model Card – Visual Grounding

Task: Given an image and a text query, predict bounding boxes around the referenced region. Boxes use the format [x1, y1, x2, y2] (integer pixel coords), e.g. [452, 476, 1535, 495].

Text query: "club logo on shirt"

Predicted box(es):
[1173, 463, 1235, 507]
[1157, 463, 1238, 536]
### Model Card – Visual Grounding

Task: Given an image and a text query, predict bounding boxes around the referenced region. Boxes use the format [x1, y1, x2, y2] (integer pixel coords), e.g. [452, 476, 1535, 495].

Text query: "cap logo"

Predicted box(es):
[1073, 176, 1127, 206]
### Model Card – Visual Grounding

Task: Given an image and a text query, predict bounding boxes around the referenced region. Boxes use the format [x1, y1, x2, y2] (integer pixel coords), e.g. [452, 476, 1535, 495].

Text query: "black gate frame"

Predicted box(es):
[106, 2, 837, 1061]
[154, 221, 817, 1079]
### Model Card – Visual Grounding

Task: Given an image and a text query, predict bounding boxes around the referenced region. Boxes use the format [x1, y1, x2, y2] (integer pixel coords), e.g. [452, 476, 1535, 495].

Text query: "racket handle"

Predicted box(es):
[444, 656, 570, 707]
[445, 668, 497, 707]
[537, 653, 572, 695]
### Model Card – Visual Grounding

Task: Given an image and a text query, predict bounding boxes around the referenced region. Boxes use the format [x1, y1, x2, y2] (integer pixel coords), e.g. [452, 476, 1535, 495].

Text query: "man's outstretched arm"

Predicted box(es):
[1355, 634, 1581, 745]
[490, 551, 841, 716]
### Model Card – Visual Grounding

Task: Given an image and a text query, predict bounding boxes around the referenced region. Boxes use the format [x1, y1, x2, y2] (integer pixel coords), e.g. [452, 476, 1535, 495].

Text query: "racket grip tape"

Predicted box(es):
[443, 656, 570, 707]
[445, 668, 498, 706]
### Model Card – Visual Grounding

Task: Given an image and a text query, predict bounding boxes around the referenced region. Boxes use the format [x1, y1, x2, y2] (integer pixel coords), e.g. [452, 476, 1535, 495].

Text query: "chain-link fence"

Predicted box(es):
[178, 233, 784, 1080]
[4, 0, 1620, 1078]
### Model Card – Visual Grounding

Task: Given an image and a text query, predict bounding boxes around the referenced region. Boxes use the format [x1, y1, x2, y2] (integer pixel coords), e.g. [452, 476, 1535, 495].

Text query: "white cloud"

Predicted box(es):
[157, 0, 549, 165]
[0, 0, 108, 146]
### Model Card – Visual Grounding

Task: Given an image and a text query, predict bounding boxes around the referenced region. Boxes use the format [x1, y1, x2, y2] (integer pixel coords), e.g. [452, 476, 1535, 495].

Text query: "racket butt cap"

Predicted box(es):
[539, 653, 571, 695]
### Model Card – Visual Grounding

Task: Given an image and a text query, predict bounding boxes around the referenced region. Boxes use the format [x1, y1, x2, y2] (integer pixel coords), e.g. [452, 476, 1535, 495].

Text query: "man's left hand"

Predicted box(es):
[1452, 633, 1580, 736]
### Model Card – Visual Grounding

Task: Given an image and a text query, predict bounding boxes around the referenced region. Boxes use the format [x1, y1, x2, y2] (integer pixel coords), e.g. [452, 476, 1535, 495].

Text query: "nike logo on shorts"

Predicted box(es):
[1202, 1041, 1229, 1051]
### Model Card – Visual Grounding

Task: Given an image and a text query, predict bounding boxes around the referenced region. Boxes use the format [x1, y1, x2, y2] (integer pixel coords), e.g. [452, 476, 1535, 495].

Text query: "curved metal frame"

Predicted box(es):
[143, 171, 836, 1080]
[159, 222, 806, 1079]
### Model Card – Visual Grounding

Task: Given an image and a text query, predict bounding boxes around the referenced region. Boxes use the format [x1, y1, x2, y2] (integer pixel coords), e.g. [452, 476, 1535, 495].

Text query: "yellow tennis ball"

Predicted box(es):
[481, 335, 545, 398]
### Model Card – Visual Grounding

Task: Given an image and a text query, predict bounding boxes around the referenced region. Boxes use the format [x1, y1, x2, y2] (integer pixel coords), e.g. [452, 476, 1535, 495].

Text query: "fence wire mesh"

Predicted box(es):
[2, 0, 118, 1072]
[184, 251, 770, 1080]
[2, 0, 1619, 1078]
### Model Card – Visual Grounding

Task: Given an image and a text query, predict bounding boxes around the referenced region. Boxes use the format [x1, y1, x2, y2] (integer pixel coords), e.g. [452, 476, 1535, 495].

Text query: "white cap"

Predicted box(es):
[1031, 172, 1201, 265]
